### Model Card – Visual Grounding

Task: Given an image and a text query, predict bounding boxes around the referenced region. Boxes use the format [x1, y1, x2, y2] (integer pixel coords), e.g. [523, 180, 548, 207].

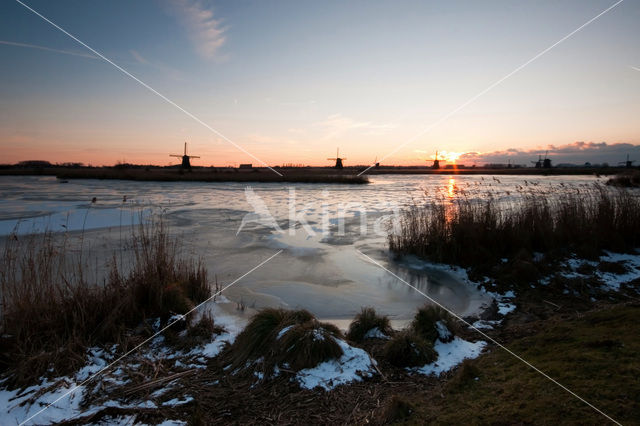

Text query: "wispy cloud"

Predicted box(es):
[165, 0, 227, 60]
[0, 40, 98, 60]
[129, 49, 149, 65]
[129, 49, 184, 80]
[315, 114, 395, 140]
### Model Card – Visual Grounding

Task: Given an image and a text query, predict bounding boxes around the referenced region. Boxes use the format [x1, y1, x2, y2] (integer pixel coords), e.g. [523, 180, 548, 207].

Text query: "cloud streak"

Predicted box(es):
[315, 114, 395, 140]
[129, 49, 184, 80]
[165, 0, 227, 60]
[458, 142, 640, 166]
[0, 40, 98, 60]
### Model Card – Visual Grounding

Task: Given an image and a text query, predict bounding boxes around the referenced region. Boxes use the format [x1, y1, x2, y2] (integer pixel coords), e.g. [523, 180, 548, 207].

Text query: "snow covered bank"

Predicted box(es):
[295, 338, 377, 391]
[411, 338, 487, 376]
[0, 300, 244, 425]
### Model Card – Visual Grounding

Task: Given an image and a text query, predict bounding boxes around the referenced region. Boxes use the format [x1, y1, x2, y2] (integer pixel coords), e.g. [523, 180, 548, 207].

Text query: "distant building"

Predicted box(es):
[239, 164, 253, 169]
[17, 160, 52, 168]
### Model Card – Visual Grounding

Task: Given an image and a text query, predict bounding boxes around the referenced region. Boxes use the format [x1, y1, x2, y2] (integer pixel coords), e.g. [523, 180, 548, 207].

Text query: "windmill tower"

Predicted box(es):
[170, 142, 200, 169]
[542, 150, 552, 168]
[431, 151, 440, 170]
[532, 154, 543, 168]
[327, 148, 346, 169]
[619, 154, 636, 168]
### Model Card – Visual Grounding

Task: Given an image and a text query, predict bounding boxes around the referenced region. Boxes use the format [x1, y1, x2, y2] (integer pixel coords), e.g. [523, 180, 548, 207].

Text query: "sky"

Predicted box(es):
[0, 0, 638, 167]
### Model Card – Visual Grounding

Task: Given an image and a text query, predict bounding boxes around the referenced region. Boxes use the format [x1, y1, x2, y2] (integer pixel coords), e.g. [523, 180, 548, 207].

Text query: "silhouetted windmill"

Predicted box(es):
[170, 142, 200, 169]
[532, 154, 543, 168]
[431, 151, 440, 170]
[531, 151, 551, 168]
[328, 148, 346, 169]
[542, 150, 552, 168]
[619, 154, 636, 168]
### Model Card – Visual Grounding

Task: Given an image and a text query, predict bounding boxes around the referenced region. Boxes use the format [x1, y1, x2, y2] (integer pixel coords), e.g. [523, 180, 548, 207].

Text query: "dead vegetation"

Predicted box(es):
[0, 217, 214, 388]
[346, 307, 392, 342]
[390, 185, 640, 269]
[224, 308, 343, 376]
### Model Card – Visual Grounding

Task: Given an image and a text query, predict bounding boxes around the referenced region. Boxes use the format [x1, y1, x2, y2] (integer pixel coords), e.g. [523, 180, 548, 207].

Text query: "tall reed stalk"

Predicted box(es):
[389, 185, 640, 269]
[0, 216, 210, 387]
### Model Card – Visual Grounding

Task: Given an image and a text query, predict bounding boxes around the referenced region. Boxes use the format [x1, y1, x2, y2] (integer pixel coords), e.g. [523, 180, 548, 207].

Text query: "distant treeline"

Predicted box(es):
[0, 161, 636, 178]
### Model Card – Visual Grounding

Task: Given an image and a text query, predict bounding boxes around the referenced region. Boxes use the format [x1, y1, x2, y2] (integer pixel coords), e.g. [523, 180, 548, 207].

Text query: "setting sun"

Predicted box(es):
[429, 151, 463, 164]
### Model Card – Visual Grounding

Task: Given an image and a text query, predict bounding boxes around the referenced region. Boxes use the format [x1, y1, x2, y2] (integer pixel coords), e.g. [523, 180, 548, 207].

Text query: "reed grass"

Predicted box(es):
[607, 170, 640, 188]
[389, 184, 640, 272]
[0, 217, 211, 387]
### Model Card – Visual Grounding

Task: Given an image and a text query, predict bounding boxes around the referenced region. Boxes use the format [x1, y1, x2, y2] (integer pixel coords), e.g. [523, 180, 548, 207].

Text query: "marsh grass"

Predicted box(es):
[389, 185, 640, 274]
[226, 308, 343, 374]
[606, 170, 640, 187]
[382, 331, 437, 367]
[163, 313, 224, 352]
[0, 217, 211, 387]
[411, 305, 458, 344]
[346, 307, 392, 342]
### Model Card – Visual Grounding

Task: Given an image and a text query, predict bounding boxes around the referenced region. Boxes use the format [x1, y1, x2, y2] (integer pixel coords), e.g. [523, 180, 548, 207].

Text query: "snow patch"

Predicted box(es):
[598, 251, 640, 291]
[435, 321, 452, 341]
[497, 302, 516, 316]
[295, 338, 377, 391]
[363, 327, 390, 340]
[471, 320, 500, 330]
[162, 396, 193, 407]
[412, 337, 487, 376]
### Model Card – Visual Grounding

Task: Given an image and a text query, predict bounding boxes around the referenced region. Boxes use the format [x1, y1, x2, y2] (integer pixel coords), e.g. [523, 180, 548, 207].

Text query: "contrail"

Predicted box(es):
[0, 40, 98, 60]
[631, 66, 640, 72]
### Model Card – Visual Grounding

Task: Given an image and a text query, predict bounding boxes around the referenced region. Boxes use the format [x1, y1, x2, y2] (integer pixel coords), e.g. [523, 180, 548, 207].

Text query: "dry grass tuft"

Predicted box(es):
[382, 331, 437, 367]
[411, 304, 458, 344]
[226, 308, 343, 374]
[346, 307, 392, 342]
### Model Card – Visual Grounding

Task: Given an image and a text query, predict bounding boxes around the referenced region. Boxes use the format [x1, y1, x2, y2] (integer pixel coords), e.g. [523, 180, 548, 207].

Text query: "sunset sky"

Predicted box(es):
[1, 0, 638, 167]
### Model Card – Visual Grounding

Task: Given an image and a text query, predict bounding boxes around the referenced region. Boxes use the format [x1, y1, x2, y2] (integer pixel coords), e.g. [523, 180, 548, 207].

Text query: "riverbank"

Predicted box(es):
[2, 182, 639, 424]
[54, 167, 370, 184]
[1, 165, 634, 183]
[2, 244, 638, 424]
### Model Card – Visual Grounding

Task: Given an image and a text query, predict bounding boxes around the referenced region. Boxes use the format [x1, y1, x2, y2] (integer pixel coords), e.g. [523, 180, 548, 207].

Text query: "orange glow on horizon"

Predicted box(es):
[434, 151, 463, 164]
